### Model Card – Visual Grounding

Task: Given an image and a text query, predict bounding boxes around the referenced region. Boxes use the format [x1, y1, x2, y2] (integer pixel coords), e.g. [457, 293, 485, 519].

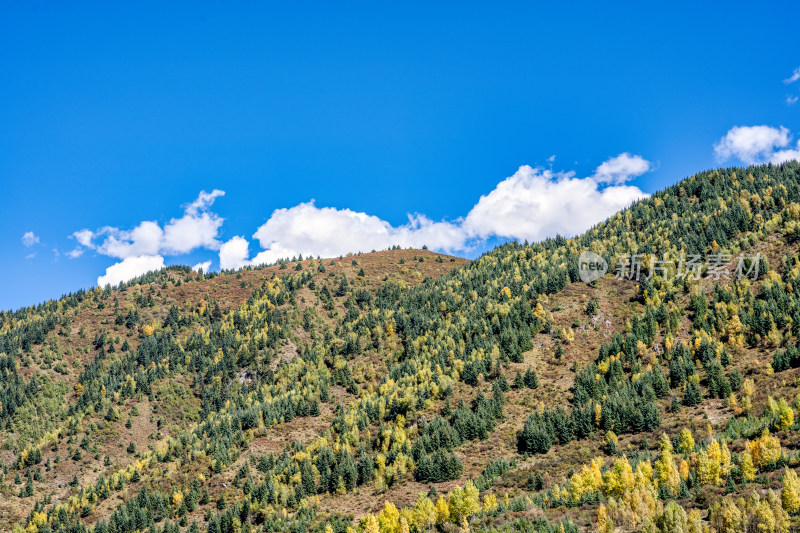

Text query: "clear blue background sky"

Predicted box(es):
[1, 1, 799, 310]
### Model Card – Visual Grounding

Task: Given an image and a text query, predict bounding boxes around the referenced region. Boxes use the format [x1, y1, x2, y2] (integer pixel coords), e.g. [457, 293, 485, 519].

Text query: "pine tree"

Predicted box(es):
[683, 380, 702, 406]
[523, 367, 539, 389]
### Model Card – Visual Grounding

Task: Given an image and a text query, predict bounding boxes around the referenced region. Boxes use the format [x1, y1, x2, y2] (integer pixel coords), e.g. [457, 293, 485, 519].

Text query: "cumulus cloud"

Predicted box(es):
[224, 155, 650, 268]
[162, 189, 225, 254]
[78, 159, 653, 281]
[246, 202, 464, 266]
[22, 231, 40, 247]
[770, 141, 800, 165]
[74, 190, 225, 261]
[192, 260, 212, 273]
[162, 211, 223, 254]
[787, 96, 798, 106]
[97, 220, 163, 258]
[461, 165, 648, 242]
[67, 247, 84, 259]
[714, 125, 800, 165]
[186, 189, 225, 215]
[73, 229, 95, 247]
[219, 236, 251, 270]
[590, 153, 651, 184]
[785, 67, 800, 84]
[97, 255, 165, 287]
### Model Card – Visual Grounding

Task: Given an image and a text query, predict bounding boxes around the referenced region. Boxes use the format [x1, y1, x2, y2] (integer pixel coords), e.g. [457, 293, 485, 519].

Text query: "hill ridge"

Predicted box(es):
[3, 163, 800, 532]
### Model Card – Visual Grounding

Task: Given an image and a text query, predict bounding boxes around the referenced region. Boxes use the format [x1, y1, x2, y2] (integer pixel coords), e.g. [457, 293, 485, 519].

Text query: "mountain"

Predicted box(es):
[3, 162, 800, 533]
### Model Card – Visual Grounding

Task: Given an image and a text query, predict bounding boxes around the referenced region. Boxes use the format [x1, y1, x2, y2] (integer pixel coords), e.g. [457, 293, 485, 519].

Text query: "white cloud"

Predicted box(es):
[162, 211, 224, 254]
[787, 96, 799, 106]
[226, 156, 650, 269]
[250, 242, 305, 267]
[79, 160, 654, 280]
[72, 190, 226, 286]
[219, 236, 251, 270]
[785, 67, 800, 84]
[247, 202, 465, 267]
[22, 231, 40, 247]
[770, 140, 800, 165]
[74, 190, 225, 262]
[547, 155, 556, 163]
[97, 255, 165, 287]
[161, 189, 226, 254]
[186, 189, 225, 215]
[461, 165, 648, 242]
[590, 153, 651, 184]
[192, 260, 212, 273]
[97, 220, 163, 258]
[714, 125, 791, 165]
[73, 229, 95, 247]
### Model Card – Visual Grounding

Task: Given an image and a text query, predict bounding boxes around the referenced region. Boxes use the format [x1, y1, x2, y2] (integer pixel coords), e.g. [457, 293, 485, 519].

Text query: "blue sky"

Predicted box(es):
[2, 1, 799, 311]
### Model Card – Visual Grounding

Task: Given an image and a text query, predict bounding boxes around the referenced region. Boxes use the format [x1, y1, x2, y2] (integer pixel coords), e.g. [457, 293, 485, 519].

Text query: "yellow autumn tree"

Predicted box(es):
[749, 430, 782, 470]
[654, 434, 681, 494]
[569, 457, 604, 501]
[482, 493, 498, 513]
[449, 481, 480, 524]
[377, 501, 400, 533]
[596, 503, 614, 533]
[781, 468, 800, 514]
[434, 496, 450, 526]
[603, 457, 635, 499]
[721, 440, 732, 477]
[398, 517, 410, 533]
[708, 497, 743, 533]
[646, 501, 687, 533]
[677, 428, 695, 455]
[696, 439, 723, 486]
[775, 398, 795, 431]
[740, 450, 756, 482]
[361, 514, 380, 533]
[411, 494, 436, 530]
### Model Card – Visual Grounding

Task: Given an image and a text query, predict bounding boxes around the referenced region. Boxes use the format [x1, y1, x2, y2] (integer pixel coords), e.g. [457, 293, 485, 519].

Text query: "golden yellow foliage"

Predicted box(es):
[781, 468, 800, 514]
[569, 457, 604, 501]
[740, 450, 756, 482]
[434, 496, 450, 526]
[654, 435, 681, 494]
[749, 430, 782, 470]
[677, 428, 695, 455]
[411, 494, 436, 530]
[602, 457, 635, 499]
[377, 501, 399, 533]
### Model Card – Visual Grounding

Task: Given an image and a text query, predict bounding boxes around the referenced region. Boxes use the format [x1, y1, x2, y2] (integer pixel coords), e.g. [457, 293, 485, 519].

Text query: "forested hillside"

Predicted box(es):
[3, 162, 800, 533]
